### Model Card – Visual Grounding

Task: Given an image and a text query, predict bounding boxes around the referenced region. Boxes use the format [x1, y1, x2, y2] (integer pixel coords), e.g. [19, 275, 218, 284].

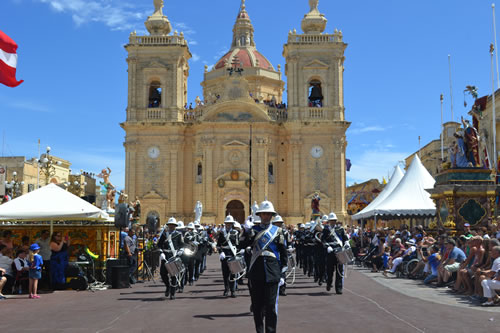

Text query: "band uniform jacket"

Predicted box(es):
[158, 230, 185, 260]
[245, 225, 288, 283]
[321, 226, 349, 249]
[216, 229, 240, 257]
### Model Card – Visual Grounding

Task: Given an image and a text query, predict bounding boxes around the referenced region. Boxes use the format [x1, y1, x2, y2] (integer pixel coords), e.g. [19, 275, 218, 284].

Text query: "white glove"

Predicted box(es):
[281, 266, 288, 274]
[279, 278, 285, 287]
[239, 249, 245, 255]
[287, 247, 294, 253]
[219, 252, 226, 260]
[327, 246, 333, 254]
[246, 246, 252, 254]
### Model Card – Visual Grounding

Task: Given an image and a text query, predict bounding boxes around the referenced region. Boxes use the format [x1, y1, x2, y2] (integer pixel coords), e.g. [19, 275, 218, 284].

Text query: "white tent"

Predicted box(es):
[0, 183, 109, 221]
[352, 165, 404, 220]
[368, 155, 436, 217]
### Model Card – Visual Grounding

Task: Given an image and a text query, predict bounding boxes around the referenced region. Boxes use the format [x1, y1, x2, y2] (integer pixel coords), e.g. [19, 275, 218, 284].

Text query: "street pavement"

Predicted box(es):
[1, 255, 499, 333]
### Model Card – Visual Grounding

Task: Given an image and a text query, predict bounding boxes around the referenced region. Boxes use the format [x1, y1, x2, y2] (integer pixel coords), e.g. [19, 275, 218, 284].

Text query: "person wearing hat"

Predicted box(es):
[384, 239, 417, 277]
[183, 223, 198, 287]
[216, 214, 241, 298]
[294, 223, 306, 270]
[463, 223, 473, 237]
[313, 216, 328, 286]
[28, 243, 43, 299]
[437, 238, 467, 287]
[194, 220, 208, 279]
[302, 222, 316, 277]
[272, 215, 290, 296]
[322, 212, 349, 293]
[158, 217, 185, 300]
[244, 200, 288, 333]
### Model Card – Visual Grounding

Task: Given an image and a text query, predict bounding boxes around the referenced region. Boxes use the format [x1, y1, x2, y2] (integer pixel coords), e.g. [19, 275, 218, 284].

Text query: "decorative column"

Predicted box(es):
[167, 138, 181, 214]
[124, 140, 137, 200]
[291, 139, 302, 215]
[202, 137, 216, 213]
[255, 137, 269, 202]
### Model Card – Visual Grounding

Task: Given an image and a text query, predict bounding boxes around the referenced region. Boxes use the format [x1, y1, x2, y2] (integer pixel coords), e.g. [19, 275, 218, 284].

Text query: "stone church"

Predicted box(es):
[121, 0, 350, 225]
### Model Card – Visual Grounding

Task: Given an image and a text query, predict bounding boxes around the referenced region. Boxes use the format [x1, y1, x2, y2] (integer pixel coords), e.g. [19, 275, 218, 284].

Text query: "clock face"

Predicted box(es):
[310, 145, 324, 159]
[148, 146, 160, 159]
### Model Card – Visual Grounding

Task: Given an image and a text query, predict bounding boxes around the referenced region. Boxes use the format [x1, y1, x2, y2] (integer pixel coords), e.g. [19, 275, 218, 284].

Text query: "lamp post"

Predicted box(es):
[39, 146, 62, 185]
[4, 171, 24, 198]
[65, 172, 87, 197]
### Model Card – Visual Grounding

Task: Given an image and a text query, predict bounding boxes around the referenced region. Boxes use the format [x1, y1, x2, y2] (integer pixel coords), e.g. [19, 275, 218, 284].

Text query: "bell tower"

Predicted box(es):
[282, 0, 350, 221]
[124, 1, 191, 123]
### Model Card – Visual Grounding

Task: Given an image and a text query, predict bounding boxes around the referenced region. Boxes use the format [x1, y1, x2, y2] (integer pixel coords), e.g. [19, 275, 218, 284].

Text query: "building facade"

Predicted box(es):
[122, 0, 350, 225]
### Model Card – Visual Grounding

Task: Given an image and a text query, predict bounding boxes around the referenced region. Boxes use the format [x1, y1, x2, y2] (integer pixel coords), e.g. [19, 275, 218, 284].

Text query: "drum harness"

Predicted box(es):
[164, 232, 185, 287]
[225, 230, 245, 282]
[325, 227, 352, 279]
[248, 225, 282, 274]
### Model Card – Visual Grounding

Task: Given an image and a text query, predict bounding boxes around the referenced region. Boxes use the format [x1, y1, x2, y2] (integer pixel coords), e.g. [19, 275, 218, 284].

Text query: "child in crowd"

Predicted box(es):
[382, 246, 391, 274]
[28, 243, 43, 299]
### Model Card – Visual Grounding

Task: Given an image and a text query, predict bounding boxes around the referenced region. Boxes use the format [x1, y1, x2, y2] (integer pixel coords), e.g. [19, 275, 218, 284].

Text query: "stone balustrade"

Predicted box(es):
[287, 33, 342, 44]
[129, 35, 187, 46]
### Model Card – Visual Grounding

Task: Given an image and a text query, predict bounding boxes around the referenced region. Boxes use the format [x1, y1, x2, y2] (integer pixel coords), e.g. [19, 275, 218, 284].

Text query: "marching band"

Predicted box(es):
[153, 200, 352, 332]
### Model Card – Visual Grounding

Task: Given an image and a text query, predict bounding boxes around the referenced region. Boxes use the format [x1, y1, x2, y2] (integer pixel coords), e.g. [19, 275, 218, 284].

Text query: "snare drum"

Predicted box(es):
[165, 257, 185, 276]
[334, 245, 354, 265]
[227, 255, 246, 275]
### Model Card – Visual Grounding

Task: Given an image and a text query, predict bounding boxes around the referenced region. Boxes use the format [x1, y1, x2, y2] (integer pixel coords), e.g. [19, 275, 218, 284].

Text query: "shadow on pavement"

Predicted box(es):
[193, 312, 252, 320]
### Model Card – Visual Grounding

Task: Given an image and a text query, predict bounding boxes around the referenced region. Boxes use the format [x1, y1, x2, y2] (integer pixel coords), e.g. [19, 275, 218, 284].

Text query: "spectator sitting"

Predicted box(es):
[13, 249, 29, 293]
[423, 245, 441, 285]
[0, 244, 14, 296]
[454, 236, 485, 295]
[480, 245, 500, 306]
[437, 238, 466, 287]
[382, 246, 391, 274]
[384, 239, 416, 276]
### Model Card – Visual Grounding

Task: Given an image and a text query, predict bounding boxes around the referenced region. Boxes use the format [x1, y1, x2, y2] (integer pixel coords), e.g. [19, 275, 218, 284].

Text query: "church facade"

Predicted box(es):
[121, 0, 350, 225]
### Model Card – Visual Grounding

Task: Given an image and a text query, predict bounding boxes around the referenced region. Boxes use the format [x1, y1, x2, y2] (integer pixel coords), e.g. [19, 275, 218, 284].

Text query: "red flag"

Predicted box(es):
[0, 30, 23, 87]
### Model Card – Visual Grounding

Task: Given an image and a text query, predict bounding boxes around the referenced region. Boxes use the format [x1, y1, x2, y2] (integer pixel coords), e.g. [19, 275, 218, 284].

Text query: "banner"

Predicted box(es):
[0, 166, 5, 197]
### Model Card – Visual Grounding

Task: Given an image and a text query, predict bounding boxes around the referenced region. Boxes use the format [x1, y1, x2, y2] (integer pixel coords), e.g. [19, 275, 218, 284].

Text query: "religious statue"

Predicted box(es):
[251, 201, 259, 219]
[106, 188, 117, 210]
[311, 192, 321, 219]
[451, 131, 470, 168]
[153, 0, 164, 15]
[98, 167, 116, 211]
[194, 201, 203, 222]
[309, 0, 319, 11]
[461, 116, 480, 167]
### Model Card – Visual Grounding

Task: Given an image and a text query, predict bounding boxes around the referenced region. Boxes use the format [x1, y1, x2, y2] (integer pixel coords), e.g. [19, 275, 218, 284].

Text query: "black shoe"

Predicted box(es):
[314, 277, 318, 283]
[188, 281, 193, 286]
[165, 288, 169, 297]
[279, 290, 287, 296]
[223, 290, 229, 297]
[326, 285, 331, 292]
[336, 289, 343, 295]
[178, 288, 183, 293]
[170, 294, 175, 300]
[231, 291, 236, 298]
[318, 280, 323, 286]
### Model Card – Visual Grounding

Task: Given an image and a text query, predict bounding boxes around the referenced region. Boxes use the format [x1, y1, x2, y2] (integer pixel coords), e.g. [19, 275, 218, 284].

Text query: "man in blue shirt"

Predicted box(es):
[437, 238, 466, 286]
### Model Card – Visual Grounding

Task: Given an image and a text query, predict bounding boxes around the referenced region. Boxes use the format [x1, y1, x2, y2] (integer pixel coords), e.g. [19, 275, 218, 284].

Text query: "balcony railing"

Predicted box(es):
[287, 33, 343, 44]
[146, 108, 166, 120]
[129, 34, 187, 46]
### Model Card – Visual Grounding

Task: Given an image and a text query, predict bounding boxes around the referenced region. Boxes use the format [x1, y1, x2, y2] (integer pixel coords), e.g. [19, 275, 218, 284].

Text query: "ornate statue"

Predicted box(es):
[194, 201, 203, 222]
[153, 0, 163, 15]
[461, 116, 480, 167]
[452, 131, 470, 168]
[311, 192, 321, 219]
[309, 0, 319, 11]
[98, 167, 115, 211]
[251, 201, 259, 219]
[106, 188, 117, 210]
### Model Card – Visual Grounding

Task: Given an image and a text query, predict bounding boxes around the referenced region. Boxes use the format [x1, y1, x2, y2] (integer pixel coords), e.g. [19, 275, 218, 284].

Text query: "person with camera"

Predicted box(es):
[322, 212, 349, 294]
[158, 217, 185, 300]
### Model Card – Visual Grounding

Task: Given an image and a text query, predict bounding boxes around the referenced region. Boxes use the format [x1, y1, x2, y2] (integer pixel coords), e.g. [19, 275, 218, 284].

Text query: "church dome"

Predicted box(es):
[214, 48, 274, 71]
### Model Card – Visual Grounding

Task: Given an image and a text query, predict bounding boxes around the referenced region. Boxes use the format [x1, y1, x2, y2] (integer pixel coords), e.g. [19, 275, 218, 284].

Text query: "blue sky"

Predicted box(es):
[0, 0, 498, 191]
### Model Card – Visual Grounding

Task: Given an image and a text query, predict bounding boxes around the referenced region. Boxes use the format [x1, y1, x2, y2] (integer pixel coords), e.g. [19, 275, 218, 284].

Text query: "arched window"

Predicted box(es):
[148, 81, 162, 108]
[268, 162, 275, 184]
[196, 162, 202, 184]
[308, 80, 323, 108]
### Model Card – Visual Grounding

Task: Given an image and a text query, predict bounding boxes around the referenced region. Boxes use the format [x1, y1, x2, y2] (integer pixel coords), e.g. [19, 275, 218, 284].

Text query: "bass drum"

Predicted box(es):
[68, 275, 88, 291]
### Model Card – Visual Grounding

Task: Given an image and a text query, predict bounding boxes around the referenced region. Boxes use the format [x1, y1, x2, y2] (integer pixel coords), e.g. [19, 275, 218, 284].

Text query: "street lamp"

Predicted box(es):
[66, 172, 87, 197]
[39, 146, 62, 185]
[5, 171, 25, 198]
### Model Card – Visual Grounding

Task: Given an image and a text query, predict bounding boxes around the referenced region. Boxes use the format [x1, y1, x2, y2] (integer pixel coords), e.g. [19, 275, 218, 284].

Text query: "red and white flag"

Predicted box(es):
[0, 30, 23, 87]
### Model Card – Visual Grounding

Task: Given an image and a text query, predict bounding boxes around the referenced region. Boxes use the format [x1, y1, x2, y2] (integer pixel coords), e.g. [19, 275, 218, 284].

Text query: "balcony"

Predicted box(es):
[128, 34, 187, 47]
[287, 32, 343, 45]
[146, 108, 166, 120]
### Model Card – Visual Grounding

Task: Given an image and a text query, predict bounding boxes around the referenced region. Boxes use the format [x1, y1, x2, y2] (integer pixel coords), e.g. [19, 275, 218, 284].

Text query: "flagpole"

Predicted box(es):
[493, 4, 500, 89]
[37, 139, 40, 188]
[440, 94, 444, 161]
[491, 44, 497, 170]
[448, 54, 454, 122]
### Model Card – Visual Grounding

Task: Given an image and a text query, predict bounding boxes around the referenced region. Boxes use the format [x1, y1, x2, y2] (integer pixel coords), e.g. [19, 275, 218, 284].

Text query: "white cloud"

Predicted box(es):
[192, 53, 200, 62]
[349, 125, 386, 135]
[7, 100, 51, 113]
[37, 0, 150, 31]
[347, 150, 409, 186]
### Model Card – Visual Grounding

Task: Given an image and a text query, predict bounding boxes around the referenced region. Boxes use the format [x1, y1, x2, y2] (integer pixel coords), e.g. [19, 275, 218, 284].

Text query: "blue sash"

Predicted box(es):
[249, 225, 279, 271]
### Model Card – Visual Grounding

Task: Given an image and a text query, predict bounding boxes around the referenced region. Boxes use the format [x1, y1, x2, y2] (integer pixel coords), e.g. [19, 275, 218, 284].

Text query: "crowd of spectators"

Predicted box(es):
[349, 223, 500, 307]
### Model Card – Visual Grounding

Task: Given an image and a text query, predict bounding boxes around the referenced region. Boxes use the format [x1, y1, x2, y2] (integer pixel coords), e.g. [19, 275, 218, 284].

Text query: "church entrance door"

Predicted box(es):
[225, 200, 245, 224]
